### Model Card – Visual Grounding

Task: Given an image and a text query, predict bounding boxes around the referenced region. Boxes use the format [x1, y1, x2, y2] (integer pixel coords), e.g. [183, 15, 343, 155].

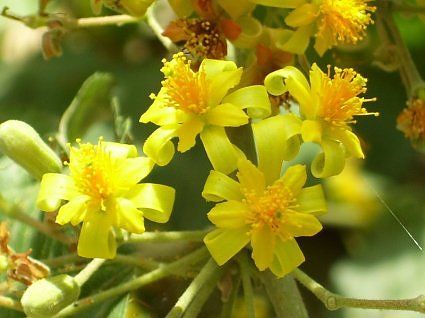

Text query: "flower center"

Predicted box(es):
[242, 180, 296, 235]
[318, 0, 375, 45]
[397, 98, 425, 141]
[158, 53, 210, 115]
[318, 66, 377, 126]
[68, 140, 115, 208]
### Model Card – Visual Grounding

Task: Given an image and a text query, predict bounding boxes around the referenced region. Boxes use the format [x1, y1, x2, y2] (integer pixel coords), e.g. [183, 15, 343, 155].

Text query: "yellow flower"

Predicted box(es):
[265, 64, 378, 178]
[202, 116, 326, 277]
[140, 53, 271, 174]
[250, 0, 375, 55]
[37, 139, 175, 259]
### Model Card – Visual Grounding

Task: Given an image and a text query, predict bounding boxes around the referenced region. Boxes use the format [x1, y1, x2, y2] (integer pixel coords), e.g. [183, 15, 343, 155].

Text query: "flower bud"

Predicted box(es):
[21, 274, 80, 318]
[0, 120, 62, 180]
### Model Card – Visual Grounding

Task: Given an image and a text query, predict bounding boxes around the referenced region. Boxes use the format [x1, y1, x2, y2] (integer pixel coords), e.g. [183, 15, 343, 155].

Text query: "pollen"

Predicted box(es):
[397, 98, 425, 142]
[242, 180, 297, 238]
[68, 139, 115, 207]
[317, 66, 378, 127]
[159, 53, 210, 115]
[317, 0, 376, 45]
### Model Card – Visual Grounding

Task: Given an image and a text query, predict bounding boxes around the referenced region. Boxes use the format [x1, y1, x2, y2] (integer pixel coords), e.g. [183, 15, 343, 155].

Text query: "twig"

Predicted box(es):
[293, 269, 425, 313]
[74, 258, 106, 286]
[55, 247, 209, 317]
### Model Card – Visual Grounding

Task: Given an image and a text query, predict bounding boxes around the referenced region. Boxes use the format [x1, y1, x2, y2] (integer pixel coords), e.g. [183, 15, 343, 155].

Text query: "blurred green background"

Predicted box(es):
[0, 1, 424, 317]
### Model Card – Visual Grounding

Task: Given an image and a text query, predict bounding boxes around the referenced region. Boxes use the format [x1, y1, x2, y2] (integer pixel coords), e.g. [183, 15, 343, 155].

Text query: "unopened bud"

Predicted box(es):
[0, 120, 62, 180]
[397, 98, 425, 153]
[21, 274, 80, 318]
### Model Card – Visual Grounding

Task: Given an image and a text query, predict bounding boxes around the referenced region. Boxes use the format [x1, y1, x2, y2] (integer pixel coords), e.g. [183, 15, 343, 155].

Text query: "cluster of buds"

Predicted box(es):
[397, 97, 425, 152]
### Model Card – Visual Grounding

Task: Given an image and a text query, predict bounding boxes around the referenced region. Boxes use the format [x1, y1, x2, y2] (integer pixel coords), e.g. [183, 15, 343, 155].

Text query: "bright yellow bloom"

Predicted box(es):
[203, 116, 326, 277]
[250, 0, 375, 55]
[265, 64, 377, 178]
[37, 139, 175, 259]
[140, 53, 271, 174]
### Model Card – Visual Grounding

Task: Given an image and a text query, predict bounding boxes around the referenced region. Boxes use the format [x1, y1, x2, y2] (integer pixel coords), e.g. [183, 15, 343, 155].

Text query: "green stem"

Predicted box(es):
[238, 254, 256, 318]
[74, 258, 106, 287]
[220, 275, 241, 318]
[76, 15, 141, 28]
[165, 259, 222, 318]
[125, 230, 208, 244]
[55, 247, 209, 317]
[293, 269, 425, 313]
[258, 271, 309, 318]
[0, 296, 23, 312]
[181, 262, 224, 318]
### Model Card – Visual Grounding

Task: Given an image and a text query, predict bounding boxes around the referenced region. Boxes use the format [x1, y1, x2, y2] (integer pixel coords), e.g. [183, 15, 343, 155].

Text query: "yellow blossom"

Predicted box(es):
[250, 0, 375, 55]
[37, 139, 175, 259]
[264, 63, 378, 178]
[140, 53, 271, 174]
[202, 116, 326, 277]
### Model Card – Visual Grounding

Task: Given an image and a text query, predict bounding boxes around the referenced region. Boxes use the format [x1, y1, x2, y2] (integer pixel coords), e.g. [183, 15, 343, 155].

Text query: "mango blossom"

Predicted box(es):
[264, 64, 377, 178]
[37, 139, 175, 259]
[250, 0, 375, 56]
[202, 116, 326, 277]
[140, 53, 271, 174]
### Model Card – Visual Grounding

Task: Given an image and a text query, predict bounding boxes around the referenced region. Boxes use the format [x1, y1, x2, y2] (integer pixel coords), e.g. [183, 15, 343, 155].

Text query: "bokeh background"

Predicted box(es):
[0, 1, 424, 317]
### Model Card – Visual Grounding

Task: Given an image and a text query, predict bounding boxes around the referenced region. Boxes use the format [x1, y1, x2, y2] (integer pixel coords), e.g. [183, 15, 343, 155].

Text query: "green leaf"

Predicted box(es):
[58, 73, 115, 143]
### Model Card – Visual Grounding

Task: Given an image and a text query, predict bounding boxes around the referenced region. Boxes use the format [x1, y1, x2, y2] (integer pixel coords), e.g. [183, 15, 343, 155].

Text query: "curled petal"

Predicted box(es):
[328, 128, 364, 159]
[78, 211, 116, 259]
[297, 185, 327, 215]
[126, 183, 175, 223]
[207, 201, 249, 228]
[37, 174, 77, 212]
[311, 139, 345, 178]
[56, 195, 88, 226]
[143, 126, 178, 166]
[285, 212, 322, 237]
[251, 225, 275, 271]
[200, 126, 241, 174]
[285, 3, 318, 27]
[222, 85, 271, 119]
[276, 25, 315, 56]
[253, 115, 302, 184]
[204, 228, 250, 265]
[117, 157, 155, 187]
[231, 16, 263, 49]
[270, 238, 305, 277]
[205, 103, 249, 127]
[202, 170, 243, 202]
[103, 142, 138, 159]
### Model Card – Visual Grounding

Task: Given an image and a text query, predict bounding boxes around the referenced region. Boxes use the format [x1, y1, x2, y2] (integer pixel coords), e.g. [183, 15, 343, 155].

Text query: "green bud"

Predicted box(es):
[21, 274, 80, 318]
[0, 120, 62, 180]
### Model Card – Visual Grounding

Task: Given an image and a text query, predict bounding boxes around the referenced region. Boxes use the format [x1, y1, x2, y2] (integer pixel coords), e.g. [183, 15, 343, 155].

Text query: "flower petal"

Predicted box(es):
[56, 195, 88, 226]
[176, 117, 205, 152]
[207, 201, 250, 228]
[231, 16, 263, 49]
[115, 198, 145, 233]
[252, 115, 302, 184]
[301, 120, 322, 143]
[285, 3, 318, 27]
[202, 170, 243, 202]
[285, 212, 322, 237]
[204, 228, 250, 265]
[236, 159, 265, 194]
[126, 183, 175, 223]
[143, 126, 178, 166]
[311, 139, 345, 178]
[279, 164, 307, 197]
[276, 25, 315, 55]
[270, 238, 305, 277]
[78, 211, 116, 259]
[103, 142, 138, 159]
[251, 225, 275, 271]
[200, 126, 240, 174]
[297, 185, 327, 215]
[117, 157, 155, 187]
[205, 103, 249, 127]
[249, 0, 306, 9]
[222, 85, 271, 119]
[37, 173, 77, 212]
[328, 128, 364, 159]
